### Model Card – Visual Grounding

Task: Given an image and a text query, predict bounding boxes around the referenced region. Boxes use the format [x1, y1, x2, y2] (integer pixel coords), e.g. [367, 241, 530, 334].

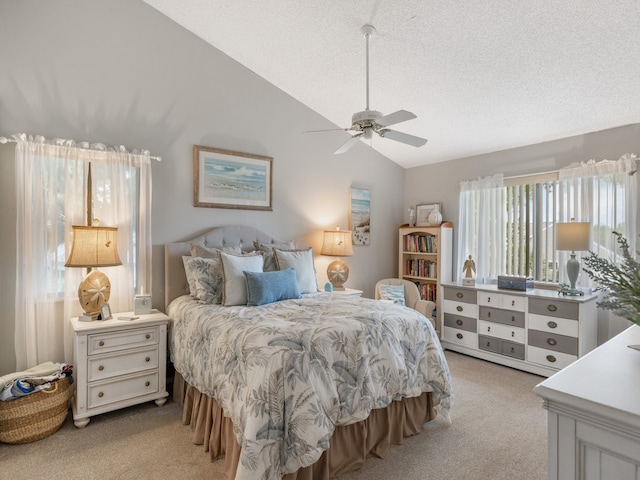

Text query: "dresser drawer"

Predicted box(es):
[87, 371, 159, 409]
[88, 327, 159, 355]
[443, 299, 478, 318]
[478, 306, 525, 328]
[478, 320, 525, 343]
[444, 327, 478, 348]
[528, 329, 578, 356]
[444, 313, 477, 332]
[87, 347, 159, 382]
[500, 339, 525, 360]
[528, 314, 578, 337]
[478, 334, 501, 354]
[527, 345, 576, 370]
[443, 287, 477, 304]
[529, 298, 579, 320]
[478, 292, 526, 312]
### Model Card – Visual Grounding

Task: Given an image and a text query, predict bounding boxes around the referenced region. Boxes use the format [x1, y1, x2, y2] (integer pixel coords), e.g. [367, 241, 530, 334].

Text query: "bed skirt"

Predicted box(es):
[173, 372, 435, 479]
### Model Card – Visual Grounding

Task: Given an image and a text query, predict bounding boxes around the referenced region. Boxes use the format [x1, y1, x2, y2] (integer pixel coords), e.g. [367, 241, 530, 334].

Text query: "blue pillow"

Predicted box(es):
[244, 268, 302, 306]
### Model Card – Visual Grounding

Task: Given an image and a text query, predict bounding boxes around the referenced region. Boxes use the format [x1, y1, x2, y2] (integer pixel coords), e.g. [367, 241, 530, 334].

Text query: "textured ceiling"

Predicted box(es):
[142, 0, 640, 168]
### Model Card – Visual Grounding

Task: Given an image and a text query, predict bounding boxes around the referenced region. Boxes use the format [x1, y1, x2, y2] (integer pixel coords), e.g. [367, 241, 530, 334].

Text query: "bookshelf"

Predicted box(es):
[398, 223, 453, 337]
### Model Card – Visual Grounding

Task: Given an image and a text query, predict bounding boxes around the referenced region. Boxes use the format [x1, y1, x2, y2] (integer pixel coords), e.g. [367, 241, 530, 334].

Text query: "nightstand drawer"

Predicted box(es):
[87, 371, 159, 409]
[88, 327, 158, 355]
[444, 313, 477, 332]
[88, 347, 159, 381]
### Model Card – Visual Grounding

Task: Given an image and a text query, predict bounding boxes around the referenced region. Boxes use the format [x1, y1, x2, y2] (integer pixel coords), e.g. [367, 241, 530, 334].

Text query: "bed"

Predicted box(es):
[165, 225, 452, 480]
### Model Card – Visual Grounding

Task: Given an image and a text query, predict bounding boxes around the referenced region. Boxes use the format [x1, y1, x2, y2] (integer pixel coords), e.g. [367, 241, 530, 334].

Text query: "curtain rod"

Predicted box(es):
[0, 135, 162, 162]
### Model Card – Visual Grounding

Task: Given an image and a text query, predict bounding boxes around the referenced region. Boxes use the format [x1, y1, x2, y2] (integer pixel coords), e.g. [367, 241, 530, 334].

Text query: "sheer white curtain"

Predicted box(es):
[13, 134, 152, 370]
[457, 174, 505, 283]
[558, 153, 638, 340]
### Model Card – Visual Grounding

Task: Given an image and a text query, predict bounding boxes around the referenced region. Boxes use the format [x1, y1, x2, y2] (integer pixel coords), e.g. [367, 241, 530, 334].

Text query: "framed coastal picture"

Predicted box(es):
[193, 145, 272, 210]
[349, 187, 370, 246]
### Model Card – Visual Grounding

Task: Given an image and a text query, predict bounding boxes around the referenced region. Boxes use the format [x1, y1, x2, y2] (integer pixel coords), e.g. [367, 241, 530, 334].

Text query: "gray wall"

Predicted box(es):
[0, 1, 405, 375]
[405, 123, 640, 276]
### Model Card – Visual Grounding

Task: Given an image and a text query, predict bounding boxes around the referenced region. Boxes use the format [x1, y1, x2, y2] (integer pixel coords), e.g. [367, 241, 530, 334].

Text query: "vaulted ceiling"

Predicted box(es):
[143, 0, 640, 168]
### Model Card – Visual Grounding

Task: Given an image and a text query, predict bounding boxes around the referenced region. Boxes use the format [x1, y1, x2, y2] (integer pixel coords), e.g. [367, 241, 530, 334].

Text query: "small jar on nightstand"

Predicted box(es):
[70, 310, 170, 428]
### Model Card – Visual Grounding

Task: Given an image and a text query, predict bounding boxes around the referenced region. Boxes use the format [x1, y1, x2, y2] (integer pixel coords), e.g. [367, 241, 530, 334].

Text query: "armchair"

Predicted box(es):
[374, 278, 437, 331]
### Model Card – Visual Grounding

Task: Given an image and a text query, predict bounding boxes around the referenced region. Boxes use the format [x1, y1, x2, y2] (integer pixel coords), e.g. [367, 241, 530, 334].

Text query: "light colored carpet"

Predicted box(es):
[0, 351, 547, 480]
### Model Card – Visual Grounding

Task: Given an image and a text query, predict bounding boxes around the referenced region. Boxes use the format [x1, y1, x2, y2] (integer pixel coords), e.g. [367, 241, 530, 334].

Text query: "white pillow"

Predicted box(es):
[273, 247, 318, 294]
[219, 251, 264, 306]
[378, 284, 406, 305]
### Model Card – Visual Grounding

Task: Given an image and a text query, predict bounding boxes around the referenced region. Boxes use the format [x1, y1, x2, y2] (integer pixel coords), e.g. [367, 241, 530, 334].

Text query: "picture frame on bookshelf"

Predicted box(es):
[415, 203, 441, 227]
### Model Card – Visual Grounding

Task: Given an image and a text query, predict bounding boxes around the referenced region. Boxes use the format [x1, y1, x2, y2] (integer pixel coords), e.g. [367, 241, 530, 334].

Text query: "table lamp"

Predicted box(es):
[65, 224, 122, 319]
[321, 228, 354, 291]
[556, 220, 591, 296]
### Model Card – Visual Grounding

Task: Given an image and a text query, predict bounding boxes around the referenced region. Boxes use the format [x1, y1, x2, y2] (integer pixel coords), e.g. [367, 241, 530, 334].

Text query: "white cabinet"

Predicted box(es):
[441, 284, 597, 377]
[71, 311, 169, 427]
[535, 326, 640, 480]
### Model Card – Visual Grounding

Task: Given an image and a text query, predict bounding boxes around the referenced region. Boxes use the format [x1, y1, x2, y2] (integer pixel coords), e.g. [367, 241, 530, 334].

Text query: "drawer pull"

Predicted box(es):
[511, 316, 515, 322]
[456, 319, 463, 326]
[547, 321, 558, 329]
[98, 392, 104, 398]
[99, 341, 105, 347]
[145, 357, 150, 362]
[456, 333, 463, 339]
[456, 292, 463, 299]
[487, 311, 491, 317]
[487, 296, 491, 303]
[547, 304, 558, 312]
[546, 355, 557, 363]
[456, 306, 463, 312]
[145, 381, 150, 387]
[511, 300, 515, 306]
[98, 365, 104, 371]
[487, 326, 491, 332]
[145, 334, 151, 339]
[486, 341, 491, 347]
[510, 347, 515, 353]
[511, 331, 515, 337]
[547, 338, 557, 346]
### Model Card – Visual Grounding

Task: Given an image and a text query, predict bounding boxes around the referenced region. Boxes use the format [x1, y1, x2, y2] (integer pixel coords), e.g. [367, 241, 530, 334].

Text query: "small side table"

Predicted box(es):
[71, 310, 169, 428]
[332, 288, 363, 297]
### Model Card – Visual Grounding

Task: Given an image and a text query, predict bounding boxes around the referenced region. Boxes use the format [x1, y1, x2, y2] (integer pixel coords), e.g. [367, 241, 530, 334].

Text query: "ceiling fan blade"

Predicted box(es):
[334, 133, 364, 154]
[303, 127, 350, 133]
[376, 110, 417, 127]
[378, 129, 427, 147]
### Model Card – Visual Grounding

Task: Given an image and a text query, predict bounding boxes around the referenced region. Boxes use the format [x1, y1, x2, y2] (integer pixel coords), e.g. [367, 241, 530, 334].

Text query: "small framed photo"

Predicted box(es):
[416, 203, 441, 227]
[100, 304, 112, 321]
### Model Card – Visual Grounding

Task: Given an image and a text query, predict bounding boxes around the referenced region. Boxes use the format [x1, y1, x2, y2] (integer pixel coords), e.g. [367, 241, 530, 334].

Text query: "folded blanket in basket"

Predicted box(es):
[0, 362, 72, 401]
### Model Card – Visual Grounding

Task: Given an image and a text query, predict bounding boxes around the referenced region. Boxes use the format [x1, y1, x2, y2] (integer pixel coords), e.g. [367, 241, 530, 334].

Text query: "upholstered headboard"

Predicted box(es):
[164, 225, 287, 309]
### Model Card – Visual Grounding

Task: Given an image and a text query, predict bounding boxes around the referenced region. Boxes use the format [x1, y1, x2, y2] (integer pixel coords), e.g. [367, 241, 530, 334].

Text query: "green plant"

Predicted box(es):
[582, 232, 640, 326]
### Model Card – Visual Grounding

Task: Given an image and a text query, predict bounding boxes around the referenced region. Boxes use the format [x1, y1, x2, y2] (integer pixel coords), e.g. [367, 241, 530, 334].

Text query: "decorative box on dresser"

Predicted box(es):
[71, 311, 169, 428]
[534, 326, 640, 480]
[441, 283, 597, 377]
[398, 223, 453, 337]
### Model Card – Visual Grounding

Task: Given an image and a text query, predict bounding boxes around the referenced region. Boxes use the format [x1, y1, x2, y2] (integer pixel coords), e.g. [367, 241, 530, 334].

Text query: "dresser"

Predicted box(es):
[71, 311, 169, 427]
[441, 283, 597, 377]
[534, 326, 640, 480]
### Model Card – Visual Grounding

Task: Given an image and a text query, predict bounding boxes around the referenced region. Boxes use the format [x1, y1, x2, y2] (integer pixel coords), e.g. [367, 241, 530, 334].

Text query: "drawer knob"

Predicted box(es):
[456, 319, 463, 326]
[487, 296, 491, 303]
[99, 341, 105, 347]
[456, 306, 463, 312]
[546, 355, 557, 363]
[145, 334, 151, 339]
[487, 326, 491, 332]
[98, 365, 104, 371]
[145, 381, 150, 387]
[511, 300, 515, 306]
[487, 311, 491, 317]
[547, 304, 558, 312]
[547, 338, 557, 346]
[456, 333, 463, 339]
[510, 347, 515, 353]
[456, 292, 463, 299]
[145, 357, 150, 362]
[547, 321, 558, 329]
[511, 331, 515, 337]
[98, 392, 104, 398]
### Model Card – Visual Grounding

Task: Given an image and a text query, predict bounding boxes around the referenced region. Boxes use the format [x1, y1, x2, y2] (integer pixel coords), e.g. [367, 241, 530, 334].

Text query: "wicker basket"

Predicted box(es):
[0, 377, 70, 444]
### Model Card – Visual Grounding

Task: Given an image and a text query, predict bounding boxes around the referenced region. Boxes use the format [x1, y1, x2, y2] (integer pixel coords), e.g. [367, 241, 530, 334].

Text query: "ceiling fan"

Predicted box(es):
[311, 24, 428, 154]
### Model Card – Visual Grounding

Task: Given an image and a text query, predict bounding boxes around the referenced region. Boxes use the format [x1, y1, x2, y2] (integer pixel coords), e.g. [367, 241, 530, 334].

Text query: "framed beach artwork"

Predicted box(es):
[193, 145, 272, 210]
[349, 187, 370, 246]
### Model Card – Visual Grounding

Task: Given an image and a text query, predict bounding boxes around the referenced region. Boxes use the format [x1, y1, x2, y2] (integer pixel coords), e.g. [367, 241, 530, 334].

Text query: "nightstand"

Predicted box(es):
[71, 310, 169, 428]
[332, 288, 363, 297]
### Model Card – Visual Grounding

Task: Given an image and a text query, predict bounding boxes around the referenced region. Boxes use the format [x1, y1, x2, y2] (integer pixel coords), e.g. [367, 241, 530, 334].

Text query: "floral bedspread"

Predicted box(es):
[168, 293, 452, 480]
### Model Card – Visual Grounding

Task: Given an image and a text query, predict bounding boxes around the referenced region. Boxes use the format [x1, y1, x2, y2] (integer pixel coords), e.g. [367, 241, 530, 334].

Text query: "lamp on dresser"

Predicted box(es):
[321, 228, 354, 291]
[556, 219, 591, 296]
[65, 223, 122, 320]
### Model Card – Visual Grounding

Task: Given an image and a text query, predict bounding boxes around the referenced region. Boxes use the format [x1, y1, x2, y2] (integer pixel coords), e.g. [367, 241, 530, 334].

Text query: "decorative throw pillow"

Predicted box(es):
[378, 284, 406, 306]
[273, 247, 318, 294]
[219, 251, 264, 306]
[190, 243, 242, 258]
[253, 241, 296, 271]
[244, 268, 302, 306]
[182, 256, 223, 304]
